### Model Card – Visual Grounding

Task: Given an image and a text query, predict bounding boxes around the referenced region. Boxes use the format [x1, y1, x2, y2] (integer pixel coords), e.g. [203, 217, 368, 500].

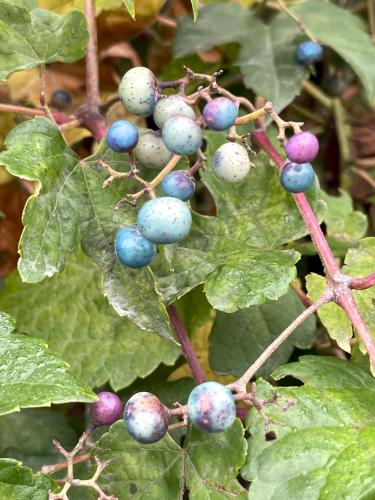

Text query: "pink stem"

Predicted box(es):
[351, 273, 375, 290]
[167, 305, 206, 384]
[84, 0, 100, 110]
[0, 102, 72, 124]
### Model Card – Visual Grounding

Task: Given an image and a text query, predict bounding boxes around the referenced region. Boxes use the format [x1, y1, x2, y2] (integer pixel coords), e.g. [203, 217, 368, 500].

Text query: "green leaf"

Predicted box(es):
[0, 312, 95, 415]
[94, 419, 247, 499]
[0, 2, 88, 80]
[190, 0, 198, 22]
[0, 117, 172, 339]
[0, 458, 56, 499]
[243, 357, 375, 500]
[210, 289, 316, 379]
[0, 409, 78, 471]
[0, 250, 179, 390]
[0, 311, 15, 335]
[122, 0, 135, 19]
[291, 0, 375, 102]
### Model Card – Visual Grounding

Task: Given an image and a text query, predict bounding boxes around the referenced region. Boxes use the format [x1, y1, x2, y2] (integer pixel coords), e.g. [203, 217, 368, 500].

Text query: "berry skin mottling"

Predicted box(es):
[203, 97, 238, 131]
[187, 381, 236, 433]
[161, 171, 195, 201]
[90, 391, 122, 426]
[137, 197, 192, 244]
[135, 130, 173, 169]
[294, 41, 323, 65]
[115, 226, 156, 269]
[124, 392, 170, 444]
[280, 162, 315, 193]
[285, 131, 319, 164]
[153, 95, 196, 129]
[107, 120, 139, 153]
[162, 115, 203, 156]
[119, 67, 159, 117]
[212, 142, 251, 183]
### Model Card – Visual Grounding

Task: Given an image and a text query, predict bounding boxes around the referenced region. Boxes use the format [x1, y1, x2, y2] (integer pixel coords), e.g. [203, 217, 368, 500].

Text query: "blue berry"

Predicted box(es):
[137, 197, 192, 244]
[280, 162, 315, 193]
[115, 226, 156, 268]
[203, 97, 238, 131]
[294, 41, 323, 65]
[124, 392, 170, 444]
[187, 381, 236, 433]
[162, 115, 202, 156]
[107, 120, 139, 153]
[135, 130, 173, 169]
[212, 142, 251, 183]
[153, 95, 196, 129]
[90, 391, 122, 426]
[119, 67, 159, 117]
[51, 90, 72, 110]
[161, 171, 195, 201]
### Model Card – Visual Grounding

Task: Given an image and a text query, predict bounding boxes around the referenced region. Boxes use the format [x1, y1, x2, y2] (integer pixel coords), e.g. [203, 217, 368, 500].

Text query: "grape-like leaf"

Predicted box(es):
[122, 0, 135, 19]
[0, 1, 88, 80]
[0, 311, 95, 415]
[242, 356, 375, 499]
[94, 419, 247, 499]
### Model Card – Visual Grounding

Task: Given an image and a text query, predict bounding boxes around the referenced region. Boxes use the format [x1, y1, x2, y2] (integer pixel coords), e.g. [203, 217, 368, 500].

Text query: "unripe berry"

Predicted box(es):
[280, 161, 315, 193]
[212, 142, 251, 183]
[90, 391, 122, 426]
[153, 95, 196, 129]
[284, 131, 319, 164]
[115, 226, 156, 269]
[124, 392, 170, 444]
[107, 120, 139, 153]
[51, 89, 72, 110]
[119, 67, 159, 117]
[188, 381, 236, 433]
[134, 130, 173, 169]
[161, 171, 195, 201]
[162, 115, 202, 156]
[203, 97, 238, 131]
[294, 41, 323, 65]
[137, 197, 192, 244]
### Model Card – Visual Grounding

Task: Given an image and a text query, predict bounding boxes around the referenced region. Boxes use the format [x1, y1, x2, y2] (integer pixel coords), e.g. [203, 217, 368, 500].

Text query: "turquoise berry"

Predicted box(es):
[153, 95, 196, 129]
[162, 115, 202, 156]
[134, 130, 173, 169]
[119, 67, 159, 117]
[107, 120, 139, 153]
[161, 171, 195, 201]
[115, 226, 156, 268]
[280, 162, 315, 193]
[124, 392, 170, 444]
[294, 41, 323, 65]
[188, 381, 236, 433]
[137, 197, 192, 244]
[212, 142, 251, 183]
[203, 97, 238, 131]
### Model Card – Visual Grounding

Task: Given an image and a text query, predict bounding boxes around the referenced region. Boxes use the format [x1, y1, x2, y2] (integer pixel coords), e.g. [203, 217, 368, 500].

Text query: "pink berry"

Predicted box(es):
[90, 391, 122, 426]
[284, 131, 319, 164]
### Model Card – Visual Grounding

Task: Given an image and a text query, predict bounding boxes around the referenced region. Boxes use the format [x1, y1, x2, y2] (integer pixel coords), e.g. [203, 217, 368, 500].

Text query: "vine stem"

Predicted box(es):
[167, 305, 206, 384]
[0, 102, 72, 124]
[229, 291, 332, 392]
[351, 273, 375, 290]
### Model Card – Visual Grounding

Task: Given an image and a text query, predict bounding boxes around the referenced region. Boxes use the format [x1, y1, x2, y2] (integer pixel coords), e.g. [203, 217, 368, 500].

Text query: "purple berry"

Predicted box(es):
[203, 97, 238, 131]
[124, 392, 170, 444]
[284, 131, 319, 164]
[161, 171, 195, 201]
[90, 391, 122, 426]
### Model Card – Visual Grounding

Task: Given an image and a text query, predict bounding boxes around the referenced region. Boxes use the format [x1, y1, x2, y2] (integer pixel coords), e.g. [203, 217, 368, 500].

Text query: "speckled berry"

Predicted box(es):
[280, 161, 315, 193]
[107, 120, 139, 153]
[161, 171, 195, 201]
[51, 90, 72, 110]
[134, 130, 173, 169]
[162, 115, 202, 156]
[137, 197, 192, 244]
[115, 226, 156, 268]
[90, 391, 122, 426]
[119, 67, 159, 117]
[212, 142, 251, 183]
[294, 41, 323, 65]
[153, 95, 196, 129]
[203, 97, 238, 131]
[188, 381, 236, 433]
[285, 131, 319, 164]
[124, 392, 170, 444]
